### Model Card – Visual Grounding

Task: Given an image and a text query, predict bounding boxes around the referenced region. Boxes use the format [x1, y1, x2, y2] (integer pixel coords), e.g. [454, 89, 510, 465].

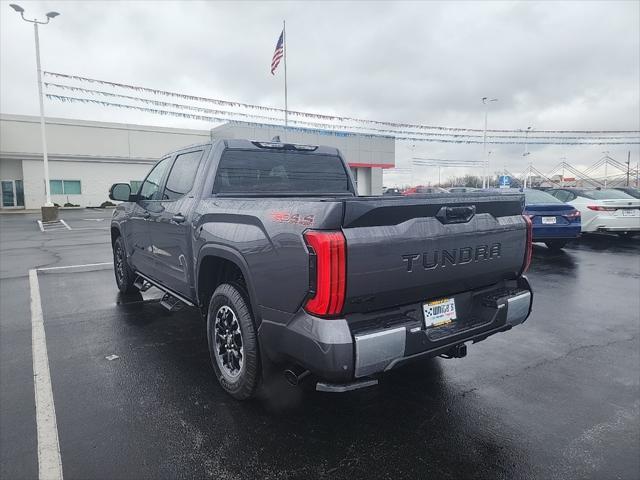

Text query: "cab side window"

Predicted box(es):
[163, 150, 204, 201]
[139, 157, 171, 201]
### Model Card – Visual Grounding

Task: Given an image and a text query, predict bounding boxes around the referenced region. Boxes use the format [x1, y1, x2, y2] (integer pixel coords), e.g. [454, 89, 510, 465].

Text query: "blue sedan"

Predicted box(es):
[523, 189, 581, 250]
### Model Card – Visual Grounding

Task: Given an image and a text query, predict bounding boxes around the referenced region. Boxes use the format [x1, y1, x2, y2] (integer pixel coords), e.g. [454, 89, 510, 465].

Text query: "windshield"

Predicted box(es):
[213, 149, 353, 195]
[582, 189, 636, 200]
[524, 189, 563, 204]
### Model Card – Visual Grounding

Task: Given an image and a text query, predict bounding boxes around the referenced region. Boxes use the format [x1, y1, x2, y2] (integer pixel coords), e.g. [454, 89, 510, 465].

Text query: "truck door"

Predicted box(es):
[128, 157, 172, 278]
[148, 148, 205, 298]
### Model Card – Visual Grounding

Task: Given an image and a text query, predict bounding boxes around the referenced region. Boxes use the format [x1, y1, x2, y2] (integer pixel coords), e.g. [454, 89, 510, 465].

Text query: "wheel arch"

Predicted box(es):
[196, 245, 260, 324]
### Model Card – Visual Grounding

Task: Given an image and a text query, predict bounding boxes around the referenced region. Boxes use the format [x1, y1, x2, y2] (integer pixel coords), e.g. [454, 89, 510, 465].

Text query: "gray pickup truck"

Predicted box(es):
[109, 138, 533, 400]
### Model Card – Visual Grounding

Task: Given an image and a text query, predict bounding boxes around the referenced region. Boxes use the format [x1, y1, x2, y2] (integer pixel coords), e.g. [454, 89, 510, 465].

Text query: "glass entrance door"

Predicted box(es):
[1, 180, 25, 208]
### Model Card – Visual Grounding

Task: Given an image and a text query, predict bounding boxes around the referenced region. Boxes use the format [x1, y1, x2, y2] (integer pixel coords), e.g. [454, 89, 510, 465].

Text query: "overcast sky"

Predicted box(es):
[1, 0, 639, 186]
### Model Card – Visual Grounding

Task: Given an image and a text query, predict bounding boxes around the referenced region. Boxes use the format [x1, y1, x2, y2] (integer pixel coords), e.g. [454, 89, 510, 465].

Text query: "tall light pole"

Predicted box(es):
[523, 126, 532, 187]
[482, 97, 498, 188]
[9, 4, 60, 217]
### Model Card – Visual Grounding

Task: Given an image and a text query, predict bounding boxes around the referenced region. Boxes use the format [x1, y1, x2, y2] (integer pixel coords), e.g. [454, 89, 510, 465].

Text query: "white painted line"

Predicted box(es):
[29, 269, 64, 480]
[37, 220, 44, 232]
[36, 262, 112, 272]
[59, 220, 71, 231]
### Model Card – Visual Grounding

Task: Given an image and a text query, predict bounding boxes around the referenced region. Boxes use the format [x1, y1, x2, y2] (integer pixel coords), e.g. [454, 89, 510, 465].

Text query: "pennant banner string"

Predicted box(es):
[43, 71, 640, 136]
[44, 82, 638, 141]
[45, 94, 640, 145]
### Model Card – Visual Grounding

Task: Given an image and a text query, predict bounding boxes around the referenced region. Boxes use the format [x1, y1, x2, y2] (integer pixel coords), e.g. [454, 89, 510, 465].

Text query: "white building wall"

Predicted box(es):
[34, 160, 154, 209]
[0, 159, 23, 180]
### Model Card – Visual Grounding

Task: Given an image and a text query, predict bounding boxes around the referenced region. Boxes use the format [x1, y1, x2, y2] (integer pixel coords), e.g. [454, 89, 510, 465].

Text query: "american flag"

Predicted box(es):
[271, 29, 284, 75]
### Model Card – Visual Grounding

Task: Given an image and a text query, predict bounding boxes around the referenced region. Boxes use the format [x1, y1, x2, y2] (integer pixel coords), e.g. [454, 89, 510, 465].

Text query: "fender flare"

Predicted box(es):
[196, 244, 260, 323]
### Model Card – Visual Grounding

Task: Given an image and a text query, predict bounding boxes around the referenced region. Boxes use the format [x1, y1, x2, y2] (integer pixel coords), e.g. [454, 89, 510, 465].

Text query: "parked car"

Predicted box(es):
[382, 187, 402, 196]
[547, 188, 640, 237]
[613, 187, 640, 199]
[523, 189, 581, 250]
[448, 187, 479, 193]
[109, 139, 533, 400]
[403, 185, 449, 195]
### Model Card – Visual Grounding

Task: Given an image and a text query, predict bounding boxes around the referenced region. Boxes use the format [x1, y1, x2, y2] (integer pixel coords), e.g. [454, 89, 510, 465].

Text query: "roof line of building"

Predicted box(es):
[0, 113, 212, 137]
[0, 151, 158, 164]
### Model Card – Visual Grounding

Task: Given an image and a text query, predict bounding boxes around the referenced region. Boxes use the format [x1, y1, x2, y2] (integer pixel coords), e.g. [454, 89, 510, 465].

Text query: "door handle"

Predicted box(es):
[172, 213, 186, 224]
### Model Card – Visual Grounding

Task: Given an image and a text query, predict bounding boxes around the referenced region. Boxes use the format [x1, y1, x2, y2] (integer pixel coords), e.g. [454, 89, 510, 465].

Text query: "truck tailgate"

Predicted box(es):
[341, 193, 526, 313]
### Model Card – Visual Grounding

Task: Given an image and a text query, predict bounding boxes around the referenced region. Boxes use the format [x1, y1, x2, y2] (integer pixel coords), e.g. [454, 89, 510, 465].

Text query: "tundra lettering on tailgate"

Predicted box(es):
[402, 243, 502, 272]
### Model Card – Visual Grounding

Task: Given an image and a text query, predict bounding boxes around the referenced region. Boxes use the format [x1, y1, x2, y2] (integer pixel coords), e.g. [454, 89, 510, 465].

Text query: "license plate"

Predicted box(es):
[621, 209, 639, 217]
[542, 216, 557, 224]
[423, 297, 457, 328]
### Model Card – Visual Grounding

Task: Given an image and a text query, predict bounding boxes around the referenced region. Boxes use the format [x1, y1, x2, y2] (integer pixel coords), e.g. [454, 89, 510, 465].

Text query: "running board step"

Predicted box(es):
[133, 276, 152, 292]
[160, 293, 186, 312]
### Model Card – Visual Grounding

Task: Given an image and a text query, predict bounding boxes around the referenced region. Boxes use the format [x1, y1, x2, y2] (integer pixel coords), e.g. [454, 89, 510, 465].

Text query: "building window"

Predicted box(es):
[50, 180, 82, 195]
[130, 180, 143, 193]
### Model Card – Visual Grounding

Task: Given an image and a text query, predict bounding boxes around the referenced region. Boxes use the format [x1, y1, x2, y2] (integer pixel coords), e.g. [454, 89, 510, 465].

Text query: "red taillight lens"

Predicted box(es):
[587, 205, 616, 211]
[565, 209, 581, 220]
[303, 230, 346, 317]
[522, 214, 533, 274]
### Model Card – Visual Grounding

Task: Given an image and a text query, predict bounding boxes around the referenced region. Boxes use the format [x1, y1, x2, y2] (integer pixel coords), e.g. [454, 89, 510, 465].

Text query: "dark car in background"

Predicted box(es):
[613, 187, 640, 199]
[523, 188, 581, 250]
[382, 187, 402, 196]
[448, 187, 479, 193]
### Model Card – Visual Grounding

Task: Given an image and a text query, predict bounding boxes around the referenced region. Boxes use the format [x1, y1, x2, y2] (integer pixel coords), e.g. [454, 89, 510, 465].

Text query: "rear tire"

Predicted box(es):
[113, 236, 138, 294]
[207, 283, 260, 400]
[545, 240, 568, 251]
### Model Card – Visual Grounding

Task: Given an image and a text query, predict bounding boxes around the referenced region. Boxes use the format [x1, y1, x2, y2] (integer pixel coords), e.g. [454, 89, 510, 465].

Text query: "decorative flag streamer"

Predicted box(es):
[44, 82, 639, 141]
[45, 94, 640, 145]
[43, 71, 640, 135]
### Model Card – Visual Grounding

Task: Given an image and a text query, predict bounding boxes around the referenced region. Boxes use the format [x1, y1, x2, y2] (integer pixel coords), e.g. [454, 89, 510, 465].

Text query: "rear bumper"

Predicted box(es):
[532, 224, 581, 241]
[258, 277, 533, 384]
[582, 215, 640, 232]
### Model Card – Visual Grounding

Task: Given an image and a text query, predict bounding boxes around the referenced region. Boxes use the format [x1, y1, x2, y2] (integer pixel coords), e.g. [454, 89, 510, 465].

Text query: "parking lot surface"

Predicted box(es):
[1, 209, 639, 479]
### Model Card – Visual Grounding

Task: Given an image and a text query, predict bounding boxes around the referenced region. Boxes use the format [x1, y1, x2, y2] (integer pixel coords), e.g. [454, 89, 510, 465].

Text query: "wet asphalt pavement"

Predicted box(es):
[1, 210, 639, 480]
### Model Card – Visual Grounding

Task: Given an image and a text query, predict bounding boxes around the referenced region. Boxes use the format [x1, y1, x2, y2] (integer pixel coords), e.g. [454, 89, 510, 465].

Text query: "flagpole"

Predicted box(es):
[283, 20, 288, 128]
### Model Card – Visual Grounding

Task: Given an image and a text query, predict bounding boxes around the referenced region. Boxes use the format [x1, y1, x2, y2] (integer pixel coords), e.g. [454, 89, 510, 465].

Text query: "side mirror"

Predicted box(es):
[109, 183, 132, 202]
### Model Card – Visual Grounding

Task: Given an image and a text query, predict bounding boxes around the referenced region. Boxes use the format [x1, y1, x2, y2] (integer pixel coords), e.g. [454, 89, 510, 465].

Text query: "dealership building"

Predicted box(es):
[0, 113, 395, 210]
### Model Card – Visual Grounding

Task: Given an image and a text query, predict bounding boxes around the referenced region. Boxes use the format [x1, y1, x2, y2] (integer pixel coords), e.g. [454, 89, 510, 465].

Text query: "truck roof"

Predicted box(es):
[171, 139, 342, 156]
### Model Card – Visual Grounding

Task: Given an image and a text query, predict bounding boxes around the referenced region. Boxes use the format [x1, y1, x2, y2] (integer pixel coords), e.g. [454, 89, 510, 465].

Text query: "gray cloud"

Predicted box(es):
[1, 0, 638, 186]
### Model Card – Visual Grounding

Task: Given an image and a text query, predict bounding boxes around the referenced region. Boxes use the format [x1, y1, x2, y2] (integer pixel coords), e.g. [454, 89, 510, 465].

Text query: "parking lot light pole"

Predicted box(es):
[523, 126, 532, 187]
[9, 4, 60, 219]
[482, 97, 498, 188]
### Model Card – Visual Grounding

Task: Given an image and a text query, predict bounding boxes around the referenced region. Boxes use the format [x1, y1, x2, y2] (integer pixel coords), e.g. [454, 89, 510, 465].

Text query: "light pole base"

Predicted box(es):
[41, 205, 58, 223]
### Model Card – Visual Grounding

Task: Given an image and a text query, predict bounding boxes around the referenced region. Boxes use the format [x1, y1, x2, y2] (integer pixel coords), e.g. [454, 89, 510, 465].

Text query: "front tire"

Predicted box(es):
[207, 283, 260, 400]
[545, 240, 568, 251]
[113, 236, 138, 294]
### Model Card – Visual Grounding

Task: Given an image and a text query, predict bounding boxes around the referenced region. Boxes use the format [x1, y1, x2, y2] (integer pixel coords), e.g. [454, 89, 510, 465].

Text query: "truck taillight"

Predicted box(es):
[522, 215, 533, 274]
[303, 230, 346, 317]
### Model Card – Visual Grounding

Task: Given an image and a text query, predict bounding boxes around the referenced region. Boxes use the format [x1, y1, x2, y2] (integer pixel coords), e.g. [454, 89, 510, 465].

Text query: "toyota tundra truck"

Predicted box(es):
[109, 138, 533, 400]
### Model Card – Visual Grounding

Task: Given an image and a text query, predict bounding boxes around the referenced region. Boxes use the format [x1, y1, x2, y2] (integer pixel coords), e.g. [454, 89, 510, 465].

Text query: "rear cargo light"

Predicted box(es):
[587, 205, 616, 211]
[521, 214, 533, 274]
[303, 230, 346, 317]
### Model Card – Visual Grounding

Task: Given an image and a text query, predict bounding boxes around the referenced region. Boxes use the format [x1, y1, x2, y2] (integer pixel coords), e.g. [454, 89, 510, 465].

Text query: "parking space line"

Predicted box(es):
[36, 262, 112, 272]
[59, 220, 71, 231]
[29, 269, 64, 480]
[37, 220, 44, 232]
